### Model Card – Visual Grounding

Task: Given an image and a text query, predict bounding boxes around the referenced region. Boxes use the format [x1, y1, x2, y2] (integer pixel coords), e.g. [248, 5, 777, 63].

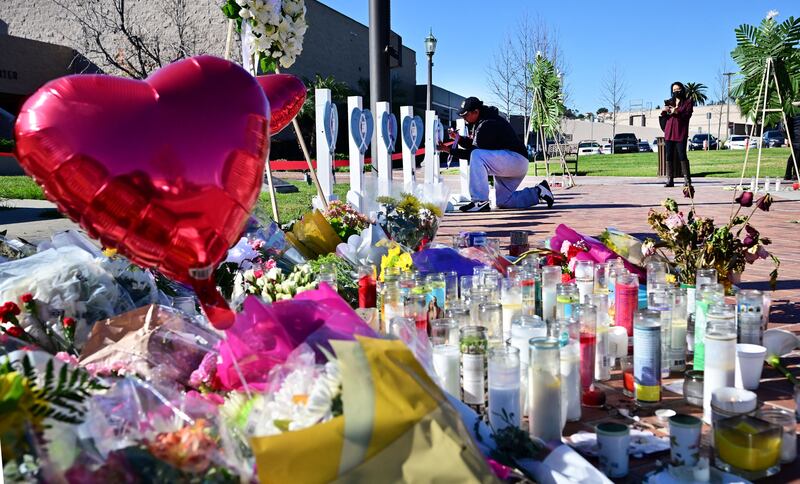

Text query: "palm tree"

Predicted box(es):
[730, 14, 800, 126]
[684, 82, 709, 105]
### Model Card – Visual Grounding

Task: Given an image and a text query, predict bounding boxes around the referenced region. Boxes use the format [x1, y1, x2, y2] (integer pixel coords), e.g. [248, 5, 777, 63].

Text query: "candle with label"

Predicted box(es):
[541, 266, 561, 323]
[634, 310, 661, 405]
[460, 326, 488, 414]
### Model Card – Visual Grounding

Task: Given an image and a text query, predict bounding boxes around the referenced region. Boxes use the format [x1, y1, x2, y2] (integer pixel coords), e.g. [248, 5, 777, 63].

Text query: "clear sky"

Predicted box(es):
[319, 1, 796, 114]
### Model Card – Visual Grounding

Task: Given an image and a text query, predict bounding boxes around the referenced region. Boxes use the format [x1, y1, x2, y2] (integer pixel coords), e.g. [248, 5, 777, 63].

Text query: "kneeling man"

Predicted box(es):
[439, 97, 554, 212]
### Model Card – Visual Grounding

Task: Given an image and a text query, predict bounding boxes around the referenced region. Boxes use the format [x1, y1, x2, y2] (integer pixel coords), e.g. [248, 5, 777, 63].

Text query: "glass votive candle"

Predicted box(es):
[683, 370, 704, 407]
[443, 271, 460, 309]
[509, 230, 530, 257]
[404, 293, 428, 334]
[445, 303, 471, 328]
[488, 346, 521, 431]
[430, 318, 458, 346]
[432, 344, 460, 396]
[479, 302, 504, 345]
[509, 314, 547, 367]
[757, 407, 796, 463]
[358, 265, 377, 308]
[710, 387, 758, 435]
[714, 415, 782, 480]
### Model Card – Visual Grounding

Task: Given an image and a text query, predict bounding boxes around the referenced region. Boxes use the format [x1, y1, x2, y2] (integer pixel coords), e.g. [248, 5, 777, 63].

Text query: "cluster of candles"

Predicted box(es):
[360, 240, 777, 464]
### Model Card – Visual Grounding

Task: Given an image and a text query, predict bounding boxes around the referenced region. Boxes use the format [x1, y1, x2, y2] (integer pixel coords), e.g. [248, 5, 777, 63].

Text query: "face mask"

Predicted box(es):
[673, 90, 683, 98]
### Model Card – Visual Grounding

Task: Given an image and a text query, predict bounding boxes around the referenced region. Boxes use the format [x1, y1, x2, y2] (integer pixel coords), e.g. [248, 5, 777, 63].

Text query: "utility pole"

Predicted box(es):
[369, 0, 390, 164]
[723, 72, 735, 140]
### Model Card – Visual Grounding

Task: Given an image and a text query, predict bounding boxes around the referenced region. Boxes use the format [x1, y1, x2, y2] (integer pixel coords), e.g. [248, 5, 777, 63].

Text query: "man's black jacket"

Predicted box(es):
[452, 106, 528, 160]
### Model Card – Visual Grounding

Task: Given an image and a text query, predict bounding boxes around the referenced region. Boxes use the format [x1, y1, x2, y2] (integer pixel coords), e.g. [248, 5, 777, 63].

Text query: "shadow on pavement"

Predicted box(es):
[0, 207, 63, 224]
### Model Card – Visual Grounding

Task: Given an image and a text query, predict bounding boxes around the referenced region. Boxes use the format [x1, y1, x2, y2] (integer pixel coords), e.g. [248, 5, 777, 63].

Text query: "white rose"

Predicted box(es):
[239, 8, 252, 19]
[236, 0, 248, 6]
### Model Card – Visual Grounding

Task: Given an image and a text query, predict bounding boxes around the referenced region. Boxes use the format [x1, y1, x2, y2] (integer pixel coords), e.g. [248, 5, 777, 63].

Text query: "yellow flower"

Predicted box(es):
[102, 247, 118, 257]
[666, 274, 677, 284]
[0, 372, 46, 461]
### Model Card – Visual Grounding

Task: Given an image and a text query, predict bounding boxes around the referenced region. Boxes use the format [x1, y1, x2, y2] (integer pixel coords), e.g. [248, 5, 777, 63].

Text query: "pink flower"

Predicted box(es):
[486, 459, 512, 480]
[263, 259, 277, 270]
[189, 352, 219, 390]
[54, 351, 79, 366]
[253, 269, 264, 279]
[665, 212, 685, 230]
[251, 239, 265, 250]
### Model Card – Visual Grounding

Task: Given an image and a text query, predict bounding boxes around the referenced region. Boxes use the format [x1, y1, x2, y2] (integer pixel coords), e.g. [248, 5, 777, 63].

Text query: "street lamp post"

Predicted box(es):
[424, 28, 437, 112]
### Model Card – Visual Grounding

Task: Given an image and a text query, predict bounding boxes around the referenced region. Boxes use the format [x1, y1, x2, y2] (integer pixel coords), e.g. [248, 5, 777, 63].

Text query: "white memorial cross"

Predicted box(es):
[375, 101, 397, 197]
[400, 106, 423, 192]
[346, 96, 373, 211]
[313, 88, 338, 209]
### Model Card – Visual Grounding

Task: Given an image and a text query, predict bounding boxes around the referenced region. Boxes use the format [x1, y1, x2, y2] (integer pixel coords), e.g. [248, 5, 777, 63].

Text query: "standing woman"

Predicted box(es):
[662, 82, 694, 187]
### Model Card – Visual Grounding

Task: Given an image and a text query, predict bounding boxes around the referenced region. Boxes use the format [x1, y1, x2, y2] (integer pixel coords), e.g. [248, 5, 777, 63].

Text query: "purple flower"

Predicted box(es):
[735, 191, 754, 207]
[756, 194, 773, 212]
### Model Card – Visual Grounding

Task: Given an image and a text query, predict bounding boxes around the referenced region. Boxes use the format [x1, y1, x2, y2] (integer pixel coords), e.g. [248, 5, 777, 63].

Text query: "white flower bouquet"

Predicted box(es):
[221, 0, 308, 71]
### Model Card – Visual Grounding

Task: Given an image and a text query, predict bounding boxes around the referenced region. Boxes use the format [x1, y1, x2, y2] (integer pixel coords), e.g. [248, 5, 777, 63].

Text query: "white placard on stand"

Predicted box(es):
[375, 101, 395, 197]
[313, 88, 337, 210]
[346, 96, 373, 211]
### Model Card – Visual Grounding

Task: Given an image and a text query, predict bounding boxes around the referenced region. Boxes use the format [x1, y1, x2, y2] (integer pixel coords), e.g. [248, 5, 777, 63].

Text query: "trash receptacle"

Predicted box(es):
[656, 137, 682, 177]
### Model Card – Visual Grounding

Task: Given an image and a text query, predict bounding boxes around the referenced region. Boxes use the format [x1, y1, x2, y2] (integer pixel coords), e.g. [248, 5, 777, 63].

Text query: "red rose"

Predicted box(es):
[6, 326, 24, 338]
[21, 293, 33, 304]
[561, 273, 572, 283]
[253, 269, 264, 279]
[4, 302, 20, 316]
[735, 191, 754, 207]
[62, 317, 76, 328]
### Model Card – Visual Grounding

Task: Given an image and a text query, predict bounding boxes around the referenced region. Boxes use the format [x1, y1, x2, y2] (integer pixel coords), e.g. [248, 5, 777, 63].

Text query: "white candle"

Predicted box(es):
[703, 332, 737, 423]
[529, 366, 562, 441]
[561, 341, 581, 421]
[608, 326, 629, 358]
[432, 345, 460, 396]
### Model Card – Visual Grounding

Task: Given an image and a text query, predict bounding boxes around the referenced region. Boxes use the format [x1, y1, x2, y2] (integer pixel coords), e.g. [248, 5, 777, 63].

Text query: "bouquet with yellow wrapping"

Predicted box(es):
[286, 210, 343, 260]
[249, 337, 495, 483]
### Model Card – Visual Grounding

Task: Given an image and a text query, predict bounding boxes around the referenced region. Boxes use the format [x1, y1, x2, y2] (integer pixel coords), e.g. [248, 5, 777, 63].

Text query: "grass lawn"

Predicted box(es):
[0, 176, 45, 200]
[0, 176, 348, 224]
[443, 147, 793, 178]
[257, 180, 349, 223]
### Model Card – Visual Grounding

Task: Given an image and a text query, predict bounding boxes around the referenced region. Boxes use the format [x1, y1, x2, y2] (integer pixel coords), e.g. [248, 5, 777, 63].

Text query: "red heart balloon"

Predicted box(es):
[256, 74, 306, 135]
[14, 56, 270, 329]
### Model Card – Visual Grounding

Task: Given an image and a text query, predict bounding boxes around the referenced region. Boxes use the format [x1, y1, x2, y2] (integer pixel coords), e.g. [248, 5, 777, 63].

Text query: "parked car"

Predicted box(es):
[726, 135, 750, 150]
[763, 130, 786, 147]
[600, 143, 612, 154]
[612, 133, 640, 153]
[638, 141, 653, 152]
[689, 134, 719, 150]
[577, 140, 602, 155]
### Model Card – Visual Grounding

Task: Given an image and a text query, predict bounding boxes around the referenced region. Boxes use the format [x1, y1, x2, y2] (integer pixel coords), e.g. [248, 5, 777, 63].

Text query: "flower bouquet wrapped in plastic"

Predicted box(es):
[376, 193, 443, 251]
[285, 210, 343, 260]
[214, 284, 376, 392]
[549, 224, 645, 281]
[78, 305, 220, 388]
[247, 336, 495, 483]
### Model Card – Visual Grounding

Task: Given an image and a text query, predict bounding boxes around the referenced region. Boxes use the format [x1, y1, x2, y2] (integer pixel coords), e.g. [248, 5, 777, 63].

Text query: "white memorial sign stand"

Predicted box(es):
[401, 107, 423, 192]
[422, 110, 443, 185]
[376, 102, 396, 197]
[313, 88, 338, 210]
[346, 96, 373, 211]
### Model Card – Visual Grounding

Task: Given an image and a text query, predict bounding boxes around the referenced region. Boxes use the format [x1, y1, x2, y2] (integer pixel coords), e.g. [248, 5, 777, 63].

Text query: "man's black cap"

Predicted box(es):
[458, 97, 483, 116]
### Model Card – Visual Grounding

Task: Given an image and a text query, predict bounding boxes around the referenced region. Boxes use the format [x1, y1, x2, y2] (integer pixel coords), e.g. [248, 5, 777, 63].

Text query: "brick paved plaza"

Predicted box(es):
[439, 175, 800, 326]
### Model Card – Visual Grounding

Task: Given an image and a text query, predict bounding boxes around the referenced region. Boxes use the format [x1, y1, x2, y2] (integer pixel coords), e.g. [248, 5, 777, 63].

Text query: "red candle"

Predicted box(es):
[358, 265, 377, 308]
[615, 274, 638, 336]
[623, 367, 635, 395]
[358, 275, 376, 308]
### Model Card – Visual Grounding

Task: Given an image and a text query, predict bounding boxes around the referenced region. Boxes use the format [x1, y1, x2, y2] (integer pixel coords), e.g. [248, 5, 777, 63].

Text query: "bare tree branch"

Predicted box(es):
[600, 64, 627, 147]
[52, 0, 201, 79]
[486, 35, 517, 119]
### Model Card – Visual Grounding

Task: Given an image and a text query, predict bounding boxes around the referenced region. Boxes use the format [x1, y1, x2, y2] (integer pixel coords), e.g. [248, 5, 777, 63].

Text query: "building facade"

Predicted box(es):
[0, 0, 418, 112]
